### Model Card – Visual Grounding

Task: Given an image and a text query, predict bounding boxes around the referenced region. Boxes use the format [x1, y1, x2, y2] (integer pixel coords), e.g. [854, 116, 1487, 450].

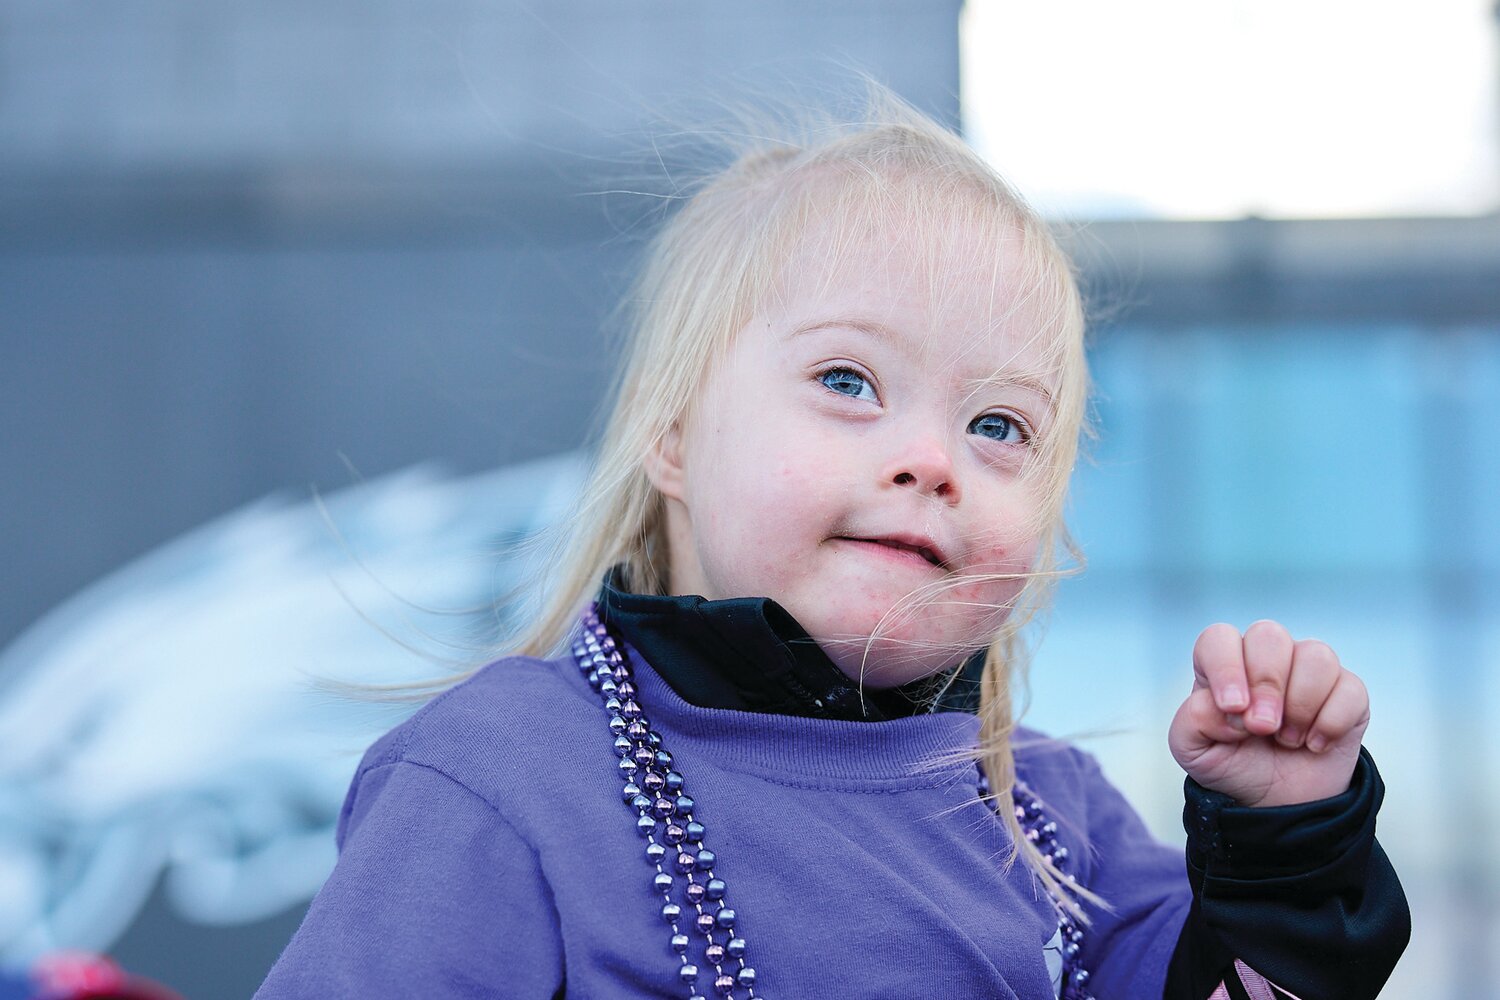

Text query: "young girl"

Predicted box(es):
[255, 94, 1408, 999]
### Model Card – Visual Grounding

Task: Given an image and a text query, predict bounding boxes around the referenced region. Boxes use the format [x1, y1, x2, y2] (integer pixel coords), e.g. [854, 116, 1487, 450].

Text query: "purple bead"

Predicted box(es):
[674, 850, 696, 874]
[686, 881, 706, 903]
[643, 772, 665, 793]
[664, 824, 686, 845]
[633, 747, 656, 769]
[696, 912, 716, 934]
[654, 797, 676, 819]
[626, 721, 649, 741]
[621, 700, 642, 720]
[616, 681, 636, 698]
[705, 943, 725, 964]
[714, 974, 734, 995]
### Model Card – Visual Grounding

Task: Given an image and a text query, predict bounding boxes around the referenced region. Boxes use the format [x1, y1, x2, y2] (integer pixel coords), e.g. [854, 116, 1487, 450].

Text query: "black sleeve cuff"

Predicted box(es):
[1164, 747, 1411, 1000]
[1185, 747, 1377, 879]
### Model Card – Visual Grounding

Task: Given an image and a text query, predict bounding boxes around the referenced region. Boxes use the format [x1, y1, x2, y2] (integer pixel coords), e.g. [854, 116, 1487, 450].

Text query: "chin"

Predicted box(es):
[770, 571, 1013, 686]
[805, 612, 988, 689]
[798, 587, 1008, 689]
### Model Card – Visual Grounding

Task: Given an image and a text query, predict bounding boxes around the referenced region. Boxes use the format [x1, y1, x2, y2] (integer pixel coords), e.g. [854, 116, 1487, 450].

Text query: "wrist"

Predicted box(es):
[1183, 746, 1381, 878]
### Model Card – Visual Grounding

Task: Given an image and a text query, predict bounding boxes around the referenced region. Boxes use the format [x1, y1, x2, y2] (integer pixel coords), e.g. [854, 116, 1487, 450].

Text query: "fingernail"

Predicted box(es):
[1226, 713, 1245, 732]
[1221, 686, 1247, 710]
[1280, 726, 1302, 747]
[1250, 705, 1278, 727]
[1307, 734, 1327, 752]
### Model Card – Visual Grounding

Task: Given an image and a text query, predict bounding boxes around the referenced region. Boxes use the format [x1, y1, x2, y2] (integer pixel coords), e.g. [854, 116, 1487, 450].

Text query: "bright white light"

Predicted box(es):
[962, 0, 1500, 219]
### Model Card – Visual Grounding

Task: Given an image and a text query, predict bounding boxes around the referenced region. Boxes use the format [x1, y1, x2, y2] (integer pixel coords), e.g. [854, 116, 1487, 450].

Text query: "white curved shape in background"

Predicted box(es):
[0, 451, 588, 963]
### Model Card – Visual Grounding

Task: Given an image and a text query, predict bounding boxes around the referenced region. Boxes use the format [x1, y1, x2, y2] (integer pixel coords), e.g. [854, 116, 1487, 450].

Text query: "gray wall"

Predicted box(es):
[2, 0, 963, 646]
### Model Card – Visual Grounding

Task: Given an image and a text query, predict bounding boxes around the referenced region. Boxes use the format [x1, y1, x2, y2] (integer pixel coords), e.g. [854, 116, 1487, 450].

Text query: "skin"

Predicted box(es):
[1169, 620, 1370, 807]
[647, 209, 1370, 809]
[647, 216, 1052, 689]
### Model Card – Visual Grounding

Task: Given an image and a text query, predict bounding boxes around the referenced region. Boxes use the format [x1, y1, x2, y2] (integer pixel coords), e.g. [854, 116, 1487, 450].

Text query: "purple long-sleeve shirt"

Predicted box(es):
[255, 642, 1191, 998]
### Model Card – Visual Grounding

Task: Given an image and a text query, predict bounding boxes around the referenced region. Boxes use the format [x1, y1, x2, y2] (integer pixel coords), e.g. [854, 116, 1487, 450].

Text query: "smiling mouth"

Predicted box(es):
[837, 537, 947, 569]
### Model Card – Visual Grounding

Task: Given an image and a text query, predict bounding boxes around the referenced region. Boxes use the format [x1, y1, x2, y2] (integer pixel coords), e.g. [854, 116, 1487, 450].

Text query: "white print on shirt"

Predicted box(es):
[1043, 924, 1064, 998]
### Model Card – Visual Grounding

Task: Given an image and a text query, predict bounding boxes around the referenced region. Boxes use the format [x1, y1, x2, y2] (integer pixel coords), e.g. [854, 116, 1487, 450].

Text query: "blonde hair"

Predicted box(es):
[415, 87, 1098, 917]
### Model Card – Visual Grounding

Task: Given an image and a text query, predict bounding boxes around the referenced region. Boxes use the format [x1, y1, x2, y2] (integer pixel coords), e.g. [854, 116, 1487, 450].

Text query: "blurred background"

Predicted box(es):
[1, 1, 1496, 997]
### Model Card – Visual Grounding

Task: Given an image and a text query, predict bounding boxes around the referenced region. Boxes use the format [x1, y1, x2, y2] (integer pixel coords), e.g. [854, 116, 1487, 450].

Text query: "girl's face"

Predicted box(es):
[649, 215, 1066, 688]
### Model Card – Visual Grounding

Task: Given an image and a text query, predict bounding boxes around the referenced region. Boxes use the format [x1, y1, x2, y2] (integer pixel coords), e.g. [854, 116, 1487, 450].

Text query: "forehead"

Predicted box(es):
[761, 205, 1062, 375]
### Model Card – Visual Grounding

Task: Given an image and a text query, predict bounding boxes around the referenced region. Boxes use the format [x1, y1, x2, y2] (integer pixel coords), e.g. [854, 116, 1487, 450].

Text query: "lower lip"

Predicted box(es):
[836, 538, 941, 571]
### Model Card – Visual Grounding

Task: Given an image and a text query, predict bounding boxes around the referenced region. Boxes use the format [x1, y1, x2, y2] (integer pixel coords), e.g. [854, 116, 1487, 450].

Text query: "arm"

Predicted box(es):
[1166, 621, 1411, 999]
[254, 760, 565, 999]
[1164, 747, 1410, 999]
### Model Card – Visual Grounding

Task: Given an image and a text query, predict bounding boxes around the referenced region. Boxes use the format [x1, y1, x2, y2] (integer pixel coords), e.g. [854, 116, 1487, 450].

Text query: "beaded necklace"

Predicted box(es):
[572, 604, 1094, 1000]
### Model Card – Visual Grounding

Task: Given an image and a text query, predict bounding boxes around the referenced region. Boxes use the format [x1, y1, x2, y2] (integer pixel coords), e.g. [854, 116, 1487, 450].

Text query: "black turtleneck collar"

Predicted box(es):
[595, 566, 984, 721]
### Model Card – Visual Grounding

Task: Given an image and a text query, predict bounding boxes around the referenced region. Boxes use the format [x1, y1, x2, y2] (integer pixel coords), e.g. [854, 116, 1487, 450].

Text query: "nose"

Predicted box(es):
[883, 436, 960, 503]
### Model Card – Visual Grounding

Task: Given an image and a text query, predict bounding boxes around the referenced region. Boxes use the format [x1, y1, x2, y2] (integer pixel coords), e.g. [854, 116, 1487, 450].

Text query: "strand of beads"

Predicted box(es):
[574, 607, 760, 1000]
[978, 771, 1094, 1000]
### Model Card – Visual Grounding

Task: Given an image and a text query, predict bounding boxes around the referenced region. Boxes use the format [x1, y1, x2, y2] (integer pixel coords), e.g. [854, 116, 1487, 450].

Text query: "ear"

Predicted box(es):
[644, 423, 688, 502]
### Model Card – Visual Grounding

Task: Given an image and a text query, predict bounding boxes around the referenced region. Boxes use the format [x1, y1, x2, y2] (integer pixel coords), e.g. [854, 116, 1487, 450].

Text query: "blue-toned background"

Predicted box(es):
[2, 2, 1496, 997]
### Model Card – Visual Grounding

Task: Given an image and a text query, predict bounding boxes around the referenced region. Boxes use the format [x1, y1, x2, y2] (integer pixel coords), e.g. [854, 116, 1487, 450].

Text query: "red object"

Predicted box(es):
[30, 953, 182, 1000]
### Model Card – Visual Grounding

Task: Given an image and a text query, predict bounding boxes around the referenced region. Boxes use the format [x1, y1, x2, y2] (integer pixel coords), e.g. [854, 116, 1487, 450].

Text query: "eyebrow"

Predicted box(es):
[962, 370, 1057, 407]
[789, 316, 1058, 408]
[786, 317, 900, 342]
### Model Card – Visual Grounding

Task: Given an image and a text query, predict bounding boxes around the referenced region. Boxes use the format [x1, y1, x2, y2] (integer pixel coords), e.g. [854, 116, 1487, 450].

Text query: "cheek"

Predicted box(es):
[956, 516, 1043, 601]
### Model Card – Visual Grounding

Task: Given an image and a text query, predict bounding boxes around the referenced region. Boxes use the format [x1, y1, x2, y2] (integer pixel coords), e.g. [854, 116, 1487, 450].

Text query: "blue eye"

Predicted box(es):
[818, 367, 877, 401]
[968, 412, 1028, 443]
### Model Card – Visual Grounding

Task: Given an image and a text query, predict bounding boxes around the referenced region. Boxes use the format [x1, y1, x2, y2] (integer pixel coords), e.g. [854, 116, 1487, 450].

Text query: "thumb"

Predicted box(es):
[1170, 686, 1251, 766]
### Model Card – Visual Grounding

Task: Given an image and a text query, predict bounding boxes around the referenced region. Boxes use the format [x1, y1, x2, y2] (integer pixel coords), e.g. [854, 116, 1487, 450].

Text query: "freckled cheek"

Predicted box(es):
[959, 532, 1041, 592]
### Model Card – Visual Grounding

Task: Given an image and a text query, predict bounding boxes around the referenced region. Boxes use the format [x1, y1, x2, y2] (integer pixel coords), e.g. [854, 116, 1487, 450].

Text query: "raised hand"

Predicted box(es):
[1168, 620, 1370, 808]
